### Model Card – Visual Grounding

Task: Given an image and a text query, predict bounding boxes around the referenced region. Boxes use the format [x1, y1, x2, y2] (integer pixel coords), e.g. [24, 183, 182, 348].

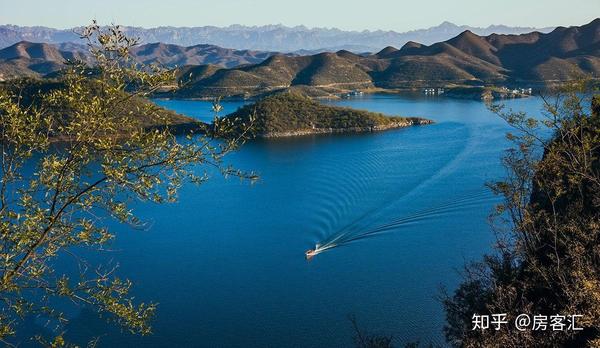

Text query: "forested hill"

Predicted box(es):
[224, 92, 432, 138]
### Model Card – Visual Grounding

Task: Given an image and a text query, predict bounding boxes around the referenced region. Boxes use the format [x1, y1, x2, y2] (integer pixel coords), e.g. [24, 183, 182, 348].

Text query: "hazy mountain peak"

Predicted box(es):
[0, 21, 557, 52]
[438, 21, 458, 28]
[2, 19, 599, 86]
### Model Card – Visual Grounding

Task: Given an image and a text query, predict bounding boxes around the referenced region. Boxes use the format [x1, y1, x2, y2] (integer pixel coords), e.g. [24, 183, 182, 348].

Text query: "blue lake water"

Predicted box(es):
[58, 94, 543, 347]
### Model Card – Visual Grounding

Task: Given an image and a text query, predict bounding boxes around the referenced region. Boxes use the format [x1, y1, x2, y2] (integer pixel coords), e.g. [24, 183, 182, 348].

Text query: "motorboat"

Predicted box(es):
[306, 244, 324, 259]
[305, 249, 318, 259]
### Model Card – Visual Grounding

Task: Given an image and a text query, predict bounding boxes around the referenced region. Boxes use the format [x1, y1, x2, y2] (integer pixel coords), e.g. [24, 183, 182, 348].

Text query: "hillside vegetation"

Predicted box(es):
[225, 92, 431, 137]
[0, 78, 204, 139]
[444, 90, 600, 347]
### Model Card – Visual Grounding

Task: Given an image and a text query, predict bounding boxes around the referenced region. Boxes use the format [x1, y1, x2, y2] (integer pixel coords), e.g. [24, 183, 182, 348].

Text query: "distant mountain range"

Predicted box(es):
[0, 41, 92, 79]
[0, 22, 555, 52]
[0, 41, 283, 79]
[128, 43, 277, 68]
[1, 19, 598, 93]
[170, 18, 600, 97]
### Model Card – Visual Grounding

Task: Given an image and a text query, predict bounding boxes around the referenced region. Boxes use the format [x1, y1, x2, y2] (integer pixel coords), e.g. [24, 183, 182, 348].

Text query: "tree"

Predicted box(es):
[0, 22, 254, 346]
[443, 81, 600, 347]
[349, 315, 395, 348]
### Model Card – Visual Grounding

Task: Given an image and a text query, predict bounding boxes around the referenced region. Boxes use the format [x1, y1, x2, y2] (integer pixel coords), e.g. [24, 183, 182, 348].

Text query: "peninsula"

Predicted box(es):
[0, 79, 205, 141]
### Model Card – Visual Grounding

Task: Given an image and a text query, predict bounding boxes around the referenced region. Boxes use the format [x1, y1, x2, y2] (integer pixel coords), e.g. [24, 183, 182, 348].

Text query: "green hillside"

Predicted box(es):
[0, 78, 205, 140]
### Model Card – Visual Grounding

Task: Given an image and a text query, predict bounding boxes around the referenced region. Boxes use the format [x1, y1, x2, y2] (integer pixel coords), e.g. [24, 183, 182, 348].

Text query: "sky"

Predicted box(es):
[1, 0, 599, 31]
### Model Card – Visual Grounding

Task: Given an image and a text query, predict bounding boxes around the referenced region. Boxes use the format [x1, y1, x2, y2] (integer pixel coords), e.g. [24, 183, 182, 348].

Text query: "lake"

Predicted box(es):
[58, 94, 543, 347]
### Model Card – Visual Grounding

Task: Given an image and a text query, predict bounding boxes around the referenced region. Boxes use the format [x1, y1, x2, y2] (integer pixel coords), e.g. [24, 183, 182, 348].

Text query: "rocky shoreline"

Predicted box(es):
[259, 118, 433, 138]
[442, 87, 531, 100]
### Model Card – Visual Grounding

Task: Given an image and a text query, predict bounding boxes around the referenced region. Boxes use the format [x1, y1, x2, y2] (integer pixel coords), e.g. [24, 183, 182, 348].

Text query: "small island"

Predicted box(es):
[225, 92, 433, 138]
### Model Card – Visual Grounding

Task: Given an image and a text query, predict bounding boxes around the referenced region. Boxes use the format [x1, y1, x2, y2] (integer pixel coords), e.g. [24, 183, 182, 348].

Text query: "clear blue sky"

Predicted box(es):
[1, 0, 599, 31]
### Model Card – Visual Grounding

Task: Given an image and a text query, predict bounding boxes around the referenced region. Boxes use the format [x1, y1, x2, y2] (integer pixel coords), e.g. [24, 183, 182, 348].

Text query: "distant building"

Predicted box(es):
[423, 88, 444, 95]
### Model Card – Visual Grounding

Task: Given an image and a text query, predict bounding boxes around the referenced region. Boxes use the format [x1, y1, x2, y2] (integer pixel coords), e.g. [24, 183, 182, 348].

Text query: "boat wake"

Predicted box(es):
[306, 191, 496, 259]
[304, 120, 495, 260]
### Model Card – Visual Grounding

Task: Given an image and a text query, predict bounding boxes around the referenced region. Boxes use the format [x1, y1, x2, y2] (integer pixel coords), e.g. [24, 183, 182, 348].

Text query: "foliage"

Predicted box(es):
[349, 315, 395, 348]
[0, 22, 254, 345]
[227, 92, 424, 136]
[443, 80, 600, 347]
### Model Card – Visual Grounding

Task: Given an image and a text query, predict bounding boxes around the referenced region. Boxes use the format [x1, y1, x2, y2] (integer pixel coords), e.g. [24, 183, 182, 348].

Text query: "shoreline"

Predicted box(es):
[153, 85, 536, 102]
[257, 118, 433, 138]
